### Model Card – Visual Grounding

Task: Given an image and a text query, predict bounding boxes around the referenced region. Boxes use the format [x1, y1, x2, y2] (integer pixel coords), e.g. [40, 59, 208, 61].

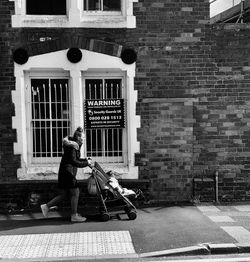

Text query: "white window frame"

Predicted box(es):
[25, 71, 71, 165]
[83, 73, 128, 164]
[81, 0, 123, 19]
[9, 0, 138, 28]
[12, 49, 139, 180]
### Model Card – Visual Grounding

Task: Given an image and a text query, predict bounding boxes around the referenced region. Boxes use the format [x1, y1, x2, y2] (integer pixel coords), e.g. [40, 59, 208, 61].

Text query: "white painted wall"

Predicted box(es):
[210, 0, 241, 17]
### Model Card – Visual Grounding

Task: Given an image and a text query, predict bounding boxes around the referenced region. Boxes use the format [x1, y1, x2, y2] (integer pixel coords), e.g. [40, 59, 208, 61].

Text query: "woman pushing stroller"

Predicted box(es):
[40, 127, 94, 222]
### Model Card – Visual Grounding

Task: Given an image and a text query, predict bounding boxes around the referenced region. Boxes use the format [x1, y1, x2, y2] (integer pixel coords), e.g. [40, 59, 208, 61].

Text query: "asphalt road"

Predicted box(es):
[0, 205, 235, 254]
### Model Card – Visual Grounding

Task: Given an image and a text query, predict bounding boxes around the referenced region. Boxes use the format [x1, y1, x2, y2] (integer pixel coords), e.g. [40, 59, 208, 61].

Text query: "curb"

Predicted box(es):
[2, 244, 250, 261]
[208, 243, 238, 254]
[139, 245, 209, 258]
[139, 243, 250, 258]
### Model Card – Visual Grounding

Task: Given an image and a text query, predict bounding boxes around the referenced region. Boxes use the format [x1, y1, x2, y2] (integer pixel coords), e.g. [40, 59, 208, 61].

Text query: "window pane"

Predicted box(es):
[31, 78, 70, 159]
[51, 79, 69, 119]
[26, 0, 66, 15]
[83, 0, 121, 11]
[85, 77, 124, 163]
[104, 79, 122, 99]
[86, 129, 102, 157]
[103, 0, 121, 11]
[52, 121, 68, 157]
[83, 0, 100, 11]
[105, 129, 123, 156]
[86, 129, 123, 158]
[85, 79, 103, 99]
[31, 79, 50, 119]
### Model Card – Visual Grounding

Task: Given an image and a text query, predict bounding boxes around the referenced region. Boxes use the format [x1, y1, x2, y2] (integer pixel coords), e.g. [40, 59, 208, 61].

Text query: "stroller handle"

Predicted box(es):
[88, 163, 98, 173]
[88, 164, 95, 170]
[87, 157, 95, 169]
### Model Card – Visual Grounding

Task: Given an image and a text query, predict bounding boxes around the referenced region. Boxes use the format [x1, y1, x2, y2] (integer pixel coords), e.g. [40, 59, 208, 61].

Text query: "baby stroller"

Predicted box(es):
[87, 162, 142, 221]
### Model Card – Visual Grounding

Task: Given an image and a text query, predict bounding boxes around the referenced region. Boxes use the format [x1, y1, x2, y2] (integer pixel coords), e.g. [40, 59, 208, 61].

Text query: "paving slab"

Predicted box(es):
[208, 216, 235, 223]
[221, 226, 250, 244]
[196, 205, 221, 212]
[233, 205, 250, 212]
[0, 231, 135, 260]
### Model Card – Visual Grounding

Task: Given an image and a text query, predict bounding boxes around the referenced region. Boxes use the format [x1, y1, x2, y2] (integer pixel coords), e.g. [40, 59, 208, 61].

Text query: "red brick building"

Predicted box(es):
[1, 0, 250, 209]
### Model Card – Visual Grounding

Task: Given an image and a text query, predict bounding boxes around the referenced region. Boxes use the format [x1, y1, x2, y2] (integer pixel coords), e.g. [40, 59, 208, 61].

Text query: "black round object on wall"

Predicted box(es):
[121, 48, 137, 64]
[67, 48, 82, 63]
[13, 48, 29, 65]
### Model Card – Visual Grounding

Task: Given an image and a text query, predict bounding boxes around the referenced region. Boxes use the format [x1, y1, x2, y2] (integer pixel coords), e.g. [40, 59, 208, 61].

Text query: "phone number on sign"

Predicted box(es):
[89, 116, 122, 121]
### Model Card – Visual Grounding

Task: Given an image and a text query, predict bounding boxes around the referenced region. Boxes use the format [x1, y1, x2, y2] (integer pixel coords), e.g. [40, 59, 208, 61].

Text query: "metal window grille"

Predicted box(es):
[85, 78, 125, 163]
[83, 0, 121, 11]
[30, 78, 70, 162]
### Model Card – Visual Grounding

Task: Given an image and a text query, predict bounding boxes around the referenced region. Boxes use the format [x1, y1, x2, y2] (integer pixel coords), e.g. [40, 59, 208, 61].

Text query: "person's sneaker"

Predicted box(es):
[40, 204, 49, 217]
[71, 213, 86, 223]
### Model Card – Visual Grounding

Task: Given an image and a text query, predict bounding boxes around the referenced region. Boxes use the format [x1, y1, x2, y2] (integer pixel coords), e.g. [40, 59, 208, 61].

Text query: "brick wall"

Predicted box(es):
[2, 0, 250, 205]
[194, 24, 250, 202]
[137, 98, 196, 202]
[0, 180, 150, 214]
[0, 0, 21, 182]
[134, 0, 210, 202]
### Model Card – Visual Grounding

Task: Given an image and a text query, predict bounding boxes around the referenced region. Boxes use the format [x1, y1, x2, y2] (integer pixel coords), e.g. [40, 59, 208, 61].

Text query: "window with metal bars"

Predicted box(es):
[83, 0, 121, 12]
[30, 78, 70, 162]
[84, 78, 126, 164]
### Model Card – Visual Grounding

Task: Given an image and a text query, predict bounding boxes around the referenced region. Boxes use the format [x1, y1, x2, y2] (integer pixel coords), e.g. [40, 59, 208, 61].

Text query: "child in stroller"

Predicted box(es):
[87, 162, 144, 221]
[105, 170, 138, 197]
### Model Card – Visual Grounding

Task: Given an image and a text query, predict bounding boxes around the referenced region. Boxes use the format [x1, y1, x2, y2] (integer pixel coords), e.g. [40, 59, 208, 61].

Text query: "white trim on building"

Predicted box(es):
[9, 0, 138, 28]
[12, 49, 140, 180]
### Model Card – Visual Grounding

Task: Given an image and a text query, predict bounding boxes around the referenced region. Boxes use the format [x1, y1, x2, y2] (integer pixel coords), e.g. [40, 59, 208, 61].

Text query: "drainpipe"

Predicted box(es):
[215, 171, 219, 203]
[241, 0, 245, 23]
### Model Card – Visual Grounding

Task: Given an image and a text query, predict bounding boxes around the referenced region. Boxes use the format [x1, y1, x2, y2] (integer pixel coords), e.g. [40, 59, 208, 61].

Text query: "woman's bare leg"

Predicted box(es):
[70, 187, 79, 215]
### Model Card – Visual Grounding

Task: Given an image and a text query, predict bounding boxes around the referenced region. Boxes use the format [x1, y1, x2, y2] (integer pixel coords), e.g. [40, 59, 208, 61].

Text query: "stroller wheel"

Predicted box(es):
[100, 212, 110, 222]
[127, 210, 137, 220]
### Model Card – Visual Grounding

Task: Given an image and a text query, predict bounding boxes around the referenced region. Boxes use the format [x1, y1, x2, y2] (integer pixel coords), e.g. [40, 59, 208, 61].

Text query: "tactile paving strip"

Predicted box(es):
[0, 231, 135, 259]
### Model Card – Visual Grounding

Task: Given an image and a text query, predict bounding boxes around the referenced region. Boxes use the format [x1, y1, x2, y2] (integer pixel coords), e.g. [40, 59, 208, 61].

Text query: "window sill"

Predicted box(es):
[17, 164, 92, 180]
[11, 15, 135, 28]
[81, 15, 125, 23]
[80, 15, 135, 28]
[11, 15, 69, 27]
[80, 20, 130, 28]
[17, 163, 136, 180]
[82, 11, 122, 16]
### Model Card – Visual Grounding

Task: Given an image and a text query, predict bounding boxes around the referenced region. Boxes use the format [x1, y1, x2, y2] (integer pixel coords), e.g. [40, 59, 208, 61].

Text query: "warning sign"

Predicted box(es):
[84, 99, 125, 129]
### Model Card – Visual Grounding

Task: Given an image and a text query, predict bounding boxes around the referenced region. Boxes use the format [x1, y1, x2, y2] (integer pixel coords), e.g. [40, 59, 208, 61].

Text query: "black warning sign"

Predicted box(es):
[84, 99, 125, 129]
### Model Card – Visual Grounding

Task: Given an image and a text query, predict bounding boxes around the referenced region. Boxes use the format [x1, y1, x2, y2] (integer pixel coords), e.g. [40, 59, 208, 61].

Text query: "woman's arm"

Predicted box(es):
[69, 148, 89, 168]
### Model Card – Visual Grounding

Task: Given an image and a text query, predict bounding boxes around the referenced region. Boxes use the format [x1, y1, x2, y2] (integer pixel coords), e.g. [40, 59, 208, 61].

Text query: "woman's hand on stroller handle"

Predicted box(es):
[87, 157, 95, 168]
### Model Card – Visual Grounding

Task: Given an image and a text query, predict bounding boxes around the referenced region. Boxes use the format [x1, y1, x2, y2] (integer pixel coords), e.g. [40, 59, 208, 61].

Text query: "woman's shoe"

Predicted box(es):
[40, 204, 49, 217]
[71, 213, 86, 222]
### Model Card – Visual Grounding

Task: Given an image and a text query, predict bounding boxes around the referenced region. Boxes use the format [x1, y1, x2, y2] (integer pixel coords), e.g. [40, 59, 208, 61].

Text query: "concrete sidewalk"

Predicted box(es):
[1, 203, 250, 261]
